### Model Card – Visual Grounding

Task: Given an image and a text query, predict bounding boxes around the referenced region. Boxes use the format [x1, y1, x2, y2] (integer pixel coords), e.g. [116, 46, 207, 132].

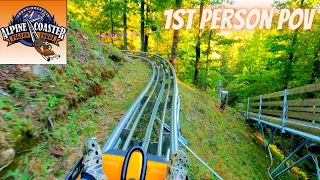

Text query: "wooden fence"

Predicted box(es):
[246, 82, 320, 142]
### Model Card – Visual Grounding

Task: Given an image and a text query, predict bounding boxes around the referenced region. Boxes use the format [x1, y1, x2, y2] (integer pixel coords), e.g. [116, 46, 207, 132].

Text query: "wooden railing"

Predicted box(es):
[246, 82, 320, 141]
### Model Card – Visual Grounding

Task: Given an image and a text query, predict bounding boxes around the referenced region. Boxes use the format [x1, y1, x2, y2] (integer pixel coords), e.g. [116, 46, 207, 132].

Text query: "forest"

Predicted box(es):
[68, 0, 320, 106]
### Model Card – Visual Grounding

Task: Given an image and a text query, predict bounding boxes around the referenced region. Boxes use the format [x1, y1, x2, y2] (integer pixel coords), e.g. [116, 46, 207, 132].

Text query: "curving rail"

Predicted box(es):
[104, 51, 223, 179]
[66, 51, 223, 180]
[102, 51, 180, 156]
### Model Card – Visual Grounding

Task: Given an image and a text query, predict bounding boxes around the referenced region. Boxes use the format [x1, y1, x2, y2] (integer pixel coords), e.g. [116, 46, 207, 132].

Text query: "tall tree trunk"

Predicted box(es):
[140, 0, 145, 51]
[123, 0, 128, 50]
[311, 38, 320, 83]
[308, 38, 320, 98]
[171, 30, 179, 67]
[283, 0, 304, 90]
[205, 30, 213, 91]
[110, 0, 114, 47]
[170, 0, 182, 68]
[283, 31, 297, 90]
[194, 1, 203, 85]
[144, 0, 150, 52]
[144, 35, 149, 52]
[194, 38, 200, 85]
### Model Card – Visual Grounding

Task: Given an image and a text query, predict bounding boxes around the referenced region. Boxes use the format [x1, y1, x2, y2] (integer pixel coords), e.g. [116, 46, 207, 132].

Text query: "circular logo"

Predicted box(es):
[12, 6, 55, 47]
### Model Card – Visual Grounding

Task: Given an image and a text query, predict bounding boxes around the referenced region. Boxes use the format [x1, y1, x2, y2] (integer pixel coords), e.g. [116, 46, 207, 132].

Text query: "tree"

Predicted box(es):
[205, 29, 212, 91]
[123, 0, 128, 50]
[311, 37, 320, 84]
[193, 0, 204, 85]
[283, 0, 305, 90]
[144, 0, 151, 52]
[110, 0, 114, 46]
[140, 0, 145, 51]
[170, 0, 182, 68]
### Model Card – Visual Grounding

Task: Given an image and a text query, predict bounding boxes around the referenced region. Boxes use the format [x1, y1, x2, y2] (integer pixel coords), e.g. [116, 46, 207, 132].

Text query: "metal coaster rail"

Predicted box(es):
[102, 51, 179, 155]
[101, 50, 223, 180]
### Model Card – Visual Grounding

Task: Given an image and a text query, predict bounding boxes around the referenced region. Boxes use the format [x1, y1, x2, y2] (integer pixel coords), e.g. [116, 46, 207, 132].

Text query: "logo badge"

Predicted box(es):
[0, 2, 67, 64]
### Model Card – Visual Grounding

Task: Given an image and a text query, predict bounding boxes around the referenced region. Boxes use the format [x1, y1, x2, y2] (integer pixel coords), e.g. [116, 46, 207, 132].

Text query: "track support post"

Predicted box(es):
[312, 156, 320, 180]
[246, 97, 250, 120]
[273, 154, 310, 179]
[313, 105, 316, 124]
[271, 139, 307, 177]
[265, 128, 277, 148]
[281, 89, 288, 133]
[258, 94, 262, 125]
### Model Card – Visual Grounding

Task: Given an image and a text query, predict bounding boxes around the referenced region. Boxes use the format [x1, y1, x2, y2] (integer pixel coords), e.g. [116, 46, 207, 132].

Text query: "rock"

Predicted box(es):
[19, 66, 32, 72]
[31, 92, 37, 98]
[123, 56, 133, 62]
[82, 35, 88, 40]
[48, 116, 54, 130]
[91, 49, 106, 65]
[32, 65, 52, 77]
[0, 148, 15, 169]
[0, 89, 11, 97]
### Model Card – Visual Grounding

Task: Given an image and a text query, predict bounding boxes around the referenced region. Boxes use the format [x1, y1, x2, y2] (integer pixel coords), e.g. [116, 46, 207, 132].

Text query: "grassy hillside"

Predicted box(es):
[178, 82, 306, 180]
[178, 83, 270, 179]
[0, 21, 151, 179]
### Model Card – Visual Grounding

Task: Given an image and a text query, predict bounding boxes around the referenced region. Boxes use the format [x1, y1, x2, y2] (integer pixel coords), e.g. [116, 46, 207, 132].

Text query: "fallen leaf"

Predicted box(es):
[59, 146, 65, 152]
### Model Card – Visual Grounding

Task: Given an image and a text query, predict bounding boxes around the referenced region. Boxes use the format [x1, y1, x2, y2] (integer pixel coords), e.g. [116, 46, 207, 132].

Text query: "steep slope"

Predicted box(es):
[0, 21, 151, 179]
[178, 82, 271, 179]
[178, 82, 313, 179]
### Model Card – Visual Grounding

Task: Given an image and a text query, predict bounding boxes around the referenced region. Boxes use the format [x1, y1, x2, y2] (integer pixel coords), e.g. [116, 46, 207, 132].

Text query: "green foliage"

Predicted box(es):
[3, 168, 32, 180]
[65, 0, 320, 107]
[4, 112, 12, 119]
[0, 99, 3, 108]
[223, 12, 320, 104]
[68, 36, 81, 53]
[69, 20, 80, 30]
[9, 79, 24, 98]
[48, 95, 58, 108]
